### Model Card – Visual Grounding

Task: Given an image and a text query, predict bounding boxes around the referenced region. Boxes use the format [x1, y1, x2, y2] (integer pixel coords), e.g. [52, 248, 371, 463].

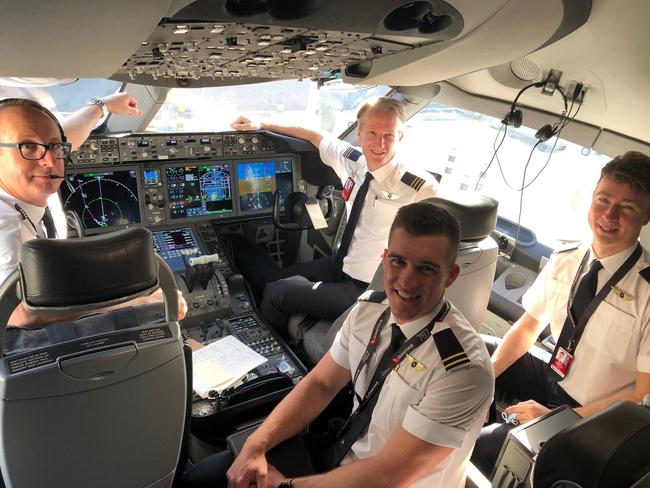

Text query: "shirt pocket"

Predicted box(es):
[381, 371, 422, 431]
[582, 300, 636, 363]
[547, 278, 571, 328]
[364, 198, 399, 236]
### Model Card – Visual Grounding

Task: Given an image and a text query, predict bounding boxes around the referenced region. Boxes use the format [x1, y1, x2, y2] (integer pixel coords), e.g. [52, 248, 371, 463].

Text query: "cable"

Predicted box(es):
[474, 122, 508, 191]
[510, 140, 541, 253]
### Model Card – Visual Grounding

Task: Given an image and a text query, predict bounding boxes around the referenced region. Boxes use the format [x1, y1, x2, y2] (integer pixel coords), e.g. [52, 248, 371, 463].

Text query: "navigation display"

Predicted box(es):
[165, 163, 233, 220]
[152, 227, 202, 272]
[235, 159, 294, 214]
[59, 168, 141, 231]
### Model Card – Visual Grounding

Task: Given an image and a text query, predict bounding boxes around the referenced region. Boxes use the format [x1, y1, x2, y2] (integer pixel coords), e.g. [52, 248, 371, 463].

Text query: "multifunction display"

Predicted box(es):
[236, 159, 294, 214]
[166, 163, 233, 220]
[59, 168, 141, 231]
[152, 227, 201, 272]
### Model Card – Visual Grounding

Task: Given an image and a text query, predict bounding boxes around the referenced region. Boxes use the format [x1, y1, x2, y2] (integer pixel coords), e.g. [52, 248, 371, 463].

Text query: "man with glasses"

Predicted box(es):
[0, 95, 143, 326]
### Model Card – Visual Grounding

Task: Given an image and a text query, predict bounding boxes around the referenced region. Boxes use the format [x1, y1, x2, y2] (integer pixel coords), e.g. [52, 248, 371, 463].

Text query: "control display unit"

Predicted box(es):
[165, 163, 233, 220]
[235, 158, 295, 215]
[59, 167, 141, 233]
[152, 226, 202, 272]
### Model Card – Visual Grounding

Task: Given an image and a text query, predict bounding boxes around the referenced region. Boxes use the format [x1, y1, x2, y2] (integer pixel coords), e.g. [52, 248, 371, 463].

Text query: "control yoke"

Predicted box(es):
[272, 186, 333, 231]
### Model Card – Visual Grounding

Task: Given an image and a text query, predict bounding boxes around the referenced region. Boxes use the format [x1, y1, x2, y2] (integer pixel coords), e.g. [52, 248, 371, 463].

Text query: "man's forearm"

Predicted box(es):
[61, 105, 103, 150]
[491, 313, 543, 377]
[259, 122, 324, 149]
[248, 356, 349, 453]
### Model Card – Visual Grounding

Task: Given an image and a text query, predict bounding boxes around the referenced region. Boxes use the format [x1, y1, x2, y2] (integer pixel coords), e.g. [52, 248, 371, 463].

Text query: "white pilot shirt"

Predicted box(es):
[523, 243, 650, 406]
[0, 189, 66, 287]
[329, 296, 494, 488]
[319, 136, 438, 283]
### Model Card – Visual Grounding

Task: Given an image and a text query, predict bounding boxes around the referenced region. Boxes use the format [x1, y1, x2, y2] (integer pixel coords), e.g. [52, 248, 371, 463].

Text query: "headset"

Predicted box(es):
[502, 81, 569, 142]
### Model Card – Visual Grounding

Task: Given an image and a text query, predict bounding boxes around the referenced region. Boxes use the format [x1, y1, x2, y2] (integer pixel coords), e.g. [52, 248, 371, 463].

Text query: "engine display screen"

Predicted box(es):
[59, 168, 141, 231]
[235, 159, 294, 214]
[165, 163, 233, 220]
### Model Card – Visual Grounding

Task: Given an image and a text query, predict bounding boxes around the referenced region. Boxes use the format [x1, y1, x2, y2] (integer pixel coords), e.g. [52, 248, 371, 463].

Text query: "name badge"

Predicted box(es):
[550, 346, 573, 378]
[342, 177, 355, 202]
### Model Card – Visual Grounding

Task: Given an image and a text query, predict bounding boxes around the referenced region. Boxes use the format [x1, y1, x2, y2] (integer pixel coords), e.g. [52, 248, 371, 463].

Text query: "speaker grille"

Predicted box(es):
[510, 57, 540, 82]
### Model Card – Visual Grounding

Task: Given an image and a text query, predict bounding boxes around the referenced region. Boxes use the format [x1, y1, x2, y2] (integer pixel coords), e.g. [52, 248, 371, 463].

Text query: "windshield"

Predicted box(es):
[146, 80, 390, 134]
[0, 79, 122, 119]
[400, 102, 610, 247]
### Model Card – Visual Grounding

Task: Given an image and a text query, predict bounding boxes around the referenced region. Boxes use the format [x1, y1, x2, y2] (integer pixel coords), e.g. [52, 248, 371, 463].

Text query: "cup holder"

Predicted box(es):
[504, 271, 527, 290]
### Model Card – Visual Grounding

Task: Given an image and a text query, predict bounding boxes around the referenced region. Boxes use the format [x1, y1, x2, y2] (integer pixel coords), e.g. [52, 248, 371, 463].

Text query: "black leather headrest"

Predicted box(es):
[20, 227, 158, 307]
[422, 193, 498, 241]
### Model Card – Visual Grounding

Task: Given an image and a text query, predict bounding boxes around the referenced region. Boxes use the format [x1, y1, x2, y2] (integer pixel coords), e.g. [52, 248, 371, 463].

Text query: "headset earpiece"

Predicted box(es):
[503, 108, 523, 128]
[535, 124, 555, 142]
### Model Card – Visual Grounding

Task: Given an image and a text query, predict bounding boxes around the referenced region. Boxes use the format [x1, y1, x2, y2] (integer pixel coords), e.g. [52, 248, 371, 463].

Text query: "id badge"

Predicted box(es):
[550, 347, 573, 378]
[342, 177, 355, 202]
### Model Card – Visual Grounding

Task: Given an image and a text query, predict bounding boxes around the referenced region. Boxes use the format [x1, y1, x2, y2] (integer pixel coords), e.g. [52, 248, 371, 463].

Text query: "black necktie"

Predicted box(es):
[326, 323, 405, 467]
[335, 171, 373, 268]
[41, 207, 57, 238]
[570, 260, 602, 323]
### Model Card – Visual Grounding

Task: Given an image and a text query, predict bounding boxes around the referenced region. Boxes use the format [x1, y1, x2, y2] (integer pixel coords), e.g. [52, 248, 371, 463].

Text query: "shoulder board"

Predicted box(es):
[358, 290, 387, 303]
[432, 328, 470, 371]
[342, 146, 362, 162]
[400, 171, 426, 192]
[553, 242, 581, 254]
[639, 267, 650, 284]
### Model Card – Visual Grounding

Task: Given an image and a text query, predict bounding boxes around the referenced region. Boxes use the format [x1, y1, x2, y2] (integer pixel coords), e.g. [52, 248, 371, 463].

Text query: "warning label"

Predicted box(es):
[7, 325, 174, 375]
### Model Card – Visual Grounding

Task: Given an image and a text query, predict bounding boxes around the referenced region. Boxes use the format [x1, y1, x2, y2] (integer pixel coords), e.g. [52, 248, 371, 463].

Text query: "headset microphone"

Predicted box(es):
[48, 175, 65, 179]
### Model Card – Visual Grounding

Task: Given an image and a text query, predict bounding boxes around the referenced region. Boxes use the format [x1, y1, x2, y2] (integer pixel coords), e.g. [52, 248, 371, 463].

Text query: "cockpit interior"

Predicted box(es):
[1, 0, 649, 487]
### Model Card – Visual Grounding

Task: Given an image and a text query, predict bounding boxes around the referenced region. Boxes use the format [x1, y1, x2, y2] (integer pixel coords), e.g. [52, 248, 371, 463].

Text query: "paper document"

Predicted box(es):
[192, 335, 267, 398]
[305, 198, 328, 229]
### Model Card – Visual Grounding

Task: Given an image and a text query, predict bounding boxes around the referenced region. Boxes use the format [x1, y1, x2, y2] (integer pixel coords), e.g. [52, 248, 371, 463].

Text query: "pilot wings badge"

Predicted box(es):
[406, 354, 427, 371]
[611, 285, 635, 301]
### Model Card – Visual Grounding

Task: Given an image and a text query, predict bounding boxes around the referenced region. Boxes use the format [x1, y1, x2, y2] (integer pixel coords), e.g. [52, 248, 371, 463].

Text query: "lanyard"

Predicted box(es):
[351, 300, 450, 408]
[562, 243, 642, 353]
[13, 203, 42, 239]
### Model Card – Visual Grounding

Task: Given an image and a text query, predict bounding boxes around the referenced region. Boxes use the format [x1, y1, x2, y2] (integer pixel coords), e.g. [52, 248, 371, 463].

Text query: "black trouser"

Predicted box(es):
[259, 257, 367, 331]
[471, 336, 581, 477]
[230, 236, 367, 331]
[176, 435, 321, 488]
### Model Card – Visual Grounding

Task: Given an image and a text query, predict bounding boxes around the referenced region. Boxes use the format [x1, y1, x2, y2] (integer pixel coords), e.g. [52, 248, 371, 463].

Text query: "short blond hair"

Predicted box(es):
[356, 97, 406, 126]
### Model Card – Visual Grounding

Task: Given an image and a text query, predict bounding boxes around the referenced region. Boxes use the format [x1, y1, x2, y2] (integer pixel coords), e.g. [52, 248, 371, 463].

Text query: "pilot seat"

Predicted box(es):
[287, 193, 500, 366]
[0, 227, 188, 488]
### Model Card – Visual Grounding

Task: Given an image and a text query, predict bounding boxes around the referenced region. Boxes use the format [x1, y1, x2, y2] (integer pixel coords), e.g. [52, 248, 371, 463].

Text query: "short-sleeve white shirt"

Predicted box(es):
[329, 296, 494, 488]
[0, 189, 46, 287]
[522, 244, 650, 405]
[319, 137, 438, 283]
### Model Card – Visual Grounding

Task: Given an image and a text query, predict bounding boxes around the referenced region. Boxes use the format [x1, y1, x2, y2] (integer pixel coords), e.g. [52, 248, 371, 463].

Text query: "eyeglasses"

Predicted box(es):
[0, 142, 72, 160]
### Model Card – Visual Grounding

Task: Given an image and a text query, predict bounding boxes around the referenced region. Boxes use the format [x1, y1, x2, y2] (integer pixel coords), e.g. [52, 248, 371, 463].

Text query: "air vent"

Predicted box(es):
[496, 217, 537, 247]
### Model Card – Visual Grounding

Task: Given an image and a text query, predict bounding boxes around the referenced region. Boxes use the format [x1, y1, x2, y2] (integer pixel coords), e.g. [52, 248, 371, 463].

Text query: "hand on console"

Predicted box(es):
[503, 399, 551, 425]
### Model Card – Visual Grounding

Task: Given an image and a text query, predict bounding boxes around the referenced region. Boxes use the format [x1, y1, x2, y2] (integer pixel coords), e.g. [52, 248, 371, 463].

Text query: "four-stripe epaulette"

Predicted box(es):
[432, 328, 470, 371]
[401, 171, 426, 191]
[358, 290, 387, 303]
[343, 146, 362, 162]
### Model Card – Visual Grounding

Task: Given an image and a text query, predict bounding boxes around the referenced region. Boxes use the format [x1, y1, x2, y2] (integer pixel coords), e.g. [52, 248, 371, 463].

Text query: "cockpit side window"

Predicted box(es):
[400, 102, 611, 248]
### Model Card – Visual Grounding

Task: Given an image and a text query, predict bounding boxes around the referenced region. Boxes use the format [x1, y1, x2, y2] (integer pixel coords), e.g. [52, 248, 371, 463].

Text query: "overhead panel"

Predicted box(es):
[113, 0, 467, 87]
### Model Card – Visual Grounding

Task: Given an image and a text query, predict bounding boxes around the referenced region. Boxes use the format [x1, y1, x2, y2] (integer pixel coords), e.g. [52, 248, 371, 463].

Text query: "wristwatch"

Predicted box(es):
[87, 97, 108, 118]
[278, 479, 294, 488]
